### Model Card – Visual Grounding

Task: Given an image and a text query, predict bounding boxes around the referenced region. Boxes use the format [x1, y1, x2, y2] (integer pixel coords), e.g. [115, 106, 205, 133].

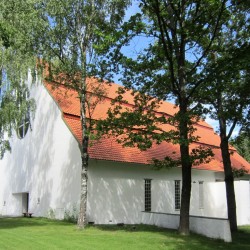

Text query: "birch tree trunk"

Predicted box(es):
[77, 78, 89, 228]
[77, 43, 89, 228]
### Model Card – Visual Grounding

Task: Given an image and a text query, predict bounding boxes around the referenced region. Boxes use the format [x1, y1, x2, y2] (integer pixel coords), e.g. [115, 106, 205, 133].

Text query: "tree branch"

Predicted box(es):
[187, 0, 227, 77]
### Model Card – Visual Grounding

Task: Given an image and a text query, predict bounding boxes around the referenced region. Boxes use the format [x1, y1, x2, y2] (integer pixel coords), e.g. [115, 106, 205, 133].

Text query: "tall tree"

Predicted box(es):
[34, 0, 130, 228]
[0, 0, 40, 158]
[99, 0, 246, 235]
[199, 1, 250, 230]
[1, 0, 130, 228]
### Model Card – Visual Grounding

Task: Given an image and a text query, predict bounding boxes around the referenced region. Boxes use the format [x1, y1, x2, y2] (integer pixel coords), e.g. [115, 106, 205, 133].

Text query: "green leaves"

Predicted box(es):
[232, 166, 248, 178]
[97, 85, 199, 155]
[99, 0, 249, 170]
[0, 0, 43, 158]
[231, 129, 250, 163]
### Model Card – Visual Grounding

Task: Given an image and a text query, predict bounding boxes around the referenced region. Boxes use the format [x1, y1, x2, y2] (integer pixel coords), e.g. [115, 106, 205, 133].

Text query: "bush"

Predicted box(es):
[64, 204, 78, 223]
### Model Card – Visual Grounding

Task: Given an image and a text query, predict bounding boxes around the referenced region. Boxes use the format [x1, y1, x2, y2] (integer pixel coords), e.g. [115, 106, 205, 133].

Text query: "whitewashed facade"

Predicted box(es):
[0, 80, 250, 242]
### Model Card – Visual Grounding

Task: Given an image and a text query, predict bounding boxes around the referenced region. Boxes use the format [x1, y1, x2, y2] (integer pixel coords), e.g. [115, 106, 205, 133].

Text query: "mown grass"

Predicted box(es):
[0, 217, 249, 250]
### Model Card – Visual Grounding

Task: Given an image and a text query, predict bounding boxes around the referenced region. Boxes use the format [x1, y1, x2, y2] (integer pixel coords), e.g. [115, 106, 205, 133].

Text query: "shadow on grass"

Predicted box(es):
[91, 224, 250, 250]
[92, 223, 173, 233]
[231, 227, 250, 249]
[0, 217, 72, 230]
[1, 218, 249, 250]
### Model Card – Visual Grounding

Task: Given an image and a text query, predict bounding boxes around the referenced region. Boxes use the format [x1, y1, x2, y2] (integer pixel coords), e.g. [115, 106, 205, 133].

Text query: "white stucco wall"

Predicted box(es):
[141, 212, 231, 242]
[87, 162, 250, 227]
[87, 161, 221, 224]
[190, 216, 231, 242]
[235, 180, 250, 225]
[0, 79, 82, 218]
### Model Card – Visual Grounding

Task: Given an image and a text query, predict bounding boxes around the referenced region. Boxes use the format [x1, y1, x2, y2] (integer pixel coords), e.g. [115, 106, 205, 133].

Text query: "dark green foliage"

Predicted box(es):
[98, 0, 249, 235]
[232, 166, 248, 178]
[197, 1, 250, 231]
[231, 128, 250, 163]
[99, 0, 238, 235]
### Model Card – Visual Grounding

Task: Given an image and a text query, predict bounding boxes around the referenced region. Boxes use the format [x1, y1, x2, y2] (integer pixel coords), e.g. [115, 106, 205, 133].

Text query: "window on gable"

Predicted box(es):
[17, 112, 30, 139]
[144, 179, 151, 212]
[199, 181, 204, 209]
[16, 88, 31, 139]
[175, 180, 181, 210]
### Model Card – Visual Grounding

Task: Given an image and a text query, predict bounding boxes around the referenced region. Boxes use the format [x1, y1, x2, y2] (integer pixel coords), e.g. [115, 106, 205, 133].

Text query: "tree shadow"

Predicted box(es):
[89, 224, 250, 250]
[0, 217, 47, 229]
[0, 217, 74, 230]
[231, 228, 250, 248]
[91, 223, 175, 233]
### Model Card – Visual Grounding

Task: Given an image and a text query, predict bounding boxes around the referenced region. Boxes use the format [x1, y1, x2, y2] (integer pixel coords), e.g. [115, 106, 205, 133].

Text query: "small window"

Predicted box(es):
[144, 179, 151, 212]
[175, 180, 181, 210]
[199, 181, 204, 209]
[15, 88, 31, 139]
[17, 112, 30, 139]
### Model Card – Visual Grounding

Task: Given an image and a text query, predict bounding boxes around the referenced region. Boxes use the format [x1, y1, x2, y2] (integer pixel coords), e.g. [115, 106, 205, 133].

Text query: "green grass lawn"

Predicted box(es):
[0, 217, 249, 250]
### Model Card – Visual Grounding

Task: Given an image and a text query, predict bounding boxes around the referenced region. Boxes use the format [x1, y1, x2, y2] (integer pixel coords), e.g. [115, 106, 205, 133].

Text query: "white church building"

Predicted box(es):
[0, 76, 249, 242]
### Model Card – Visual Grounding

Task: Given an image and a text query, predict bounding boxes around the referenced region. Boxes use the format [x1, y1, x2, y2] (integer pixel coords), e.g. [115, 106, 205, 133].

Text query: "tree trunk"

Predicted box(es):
[219, 125, 238, 232]
[77, 135, 89, 228]
[77, 80, 89, 229]
[179, 151, 192, 235]
[178, 103, 192, 235]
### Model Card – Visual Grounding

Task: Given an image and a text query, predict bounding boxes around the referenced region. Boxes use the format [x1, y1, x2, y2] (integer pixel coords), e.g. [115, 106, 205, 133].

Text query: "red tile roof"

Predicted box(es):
[44, 78, 250, 173]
